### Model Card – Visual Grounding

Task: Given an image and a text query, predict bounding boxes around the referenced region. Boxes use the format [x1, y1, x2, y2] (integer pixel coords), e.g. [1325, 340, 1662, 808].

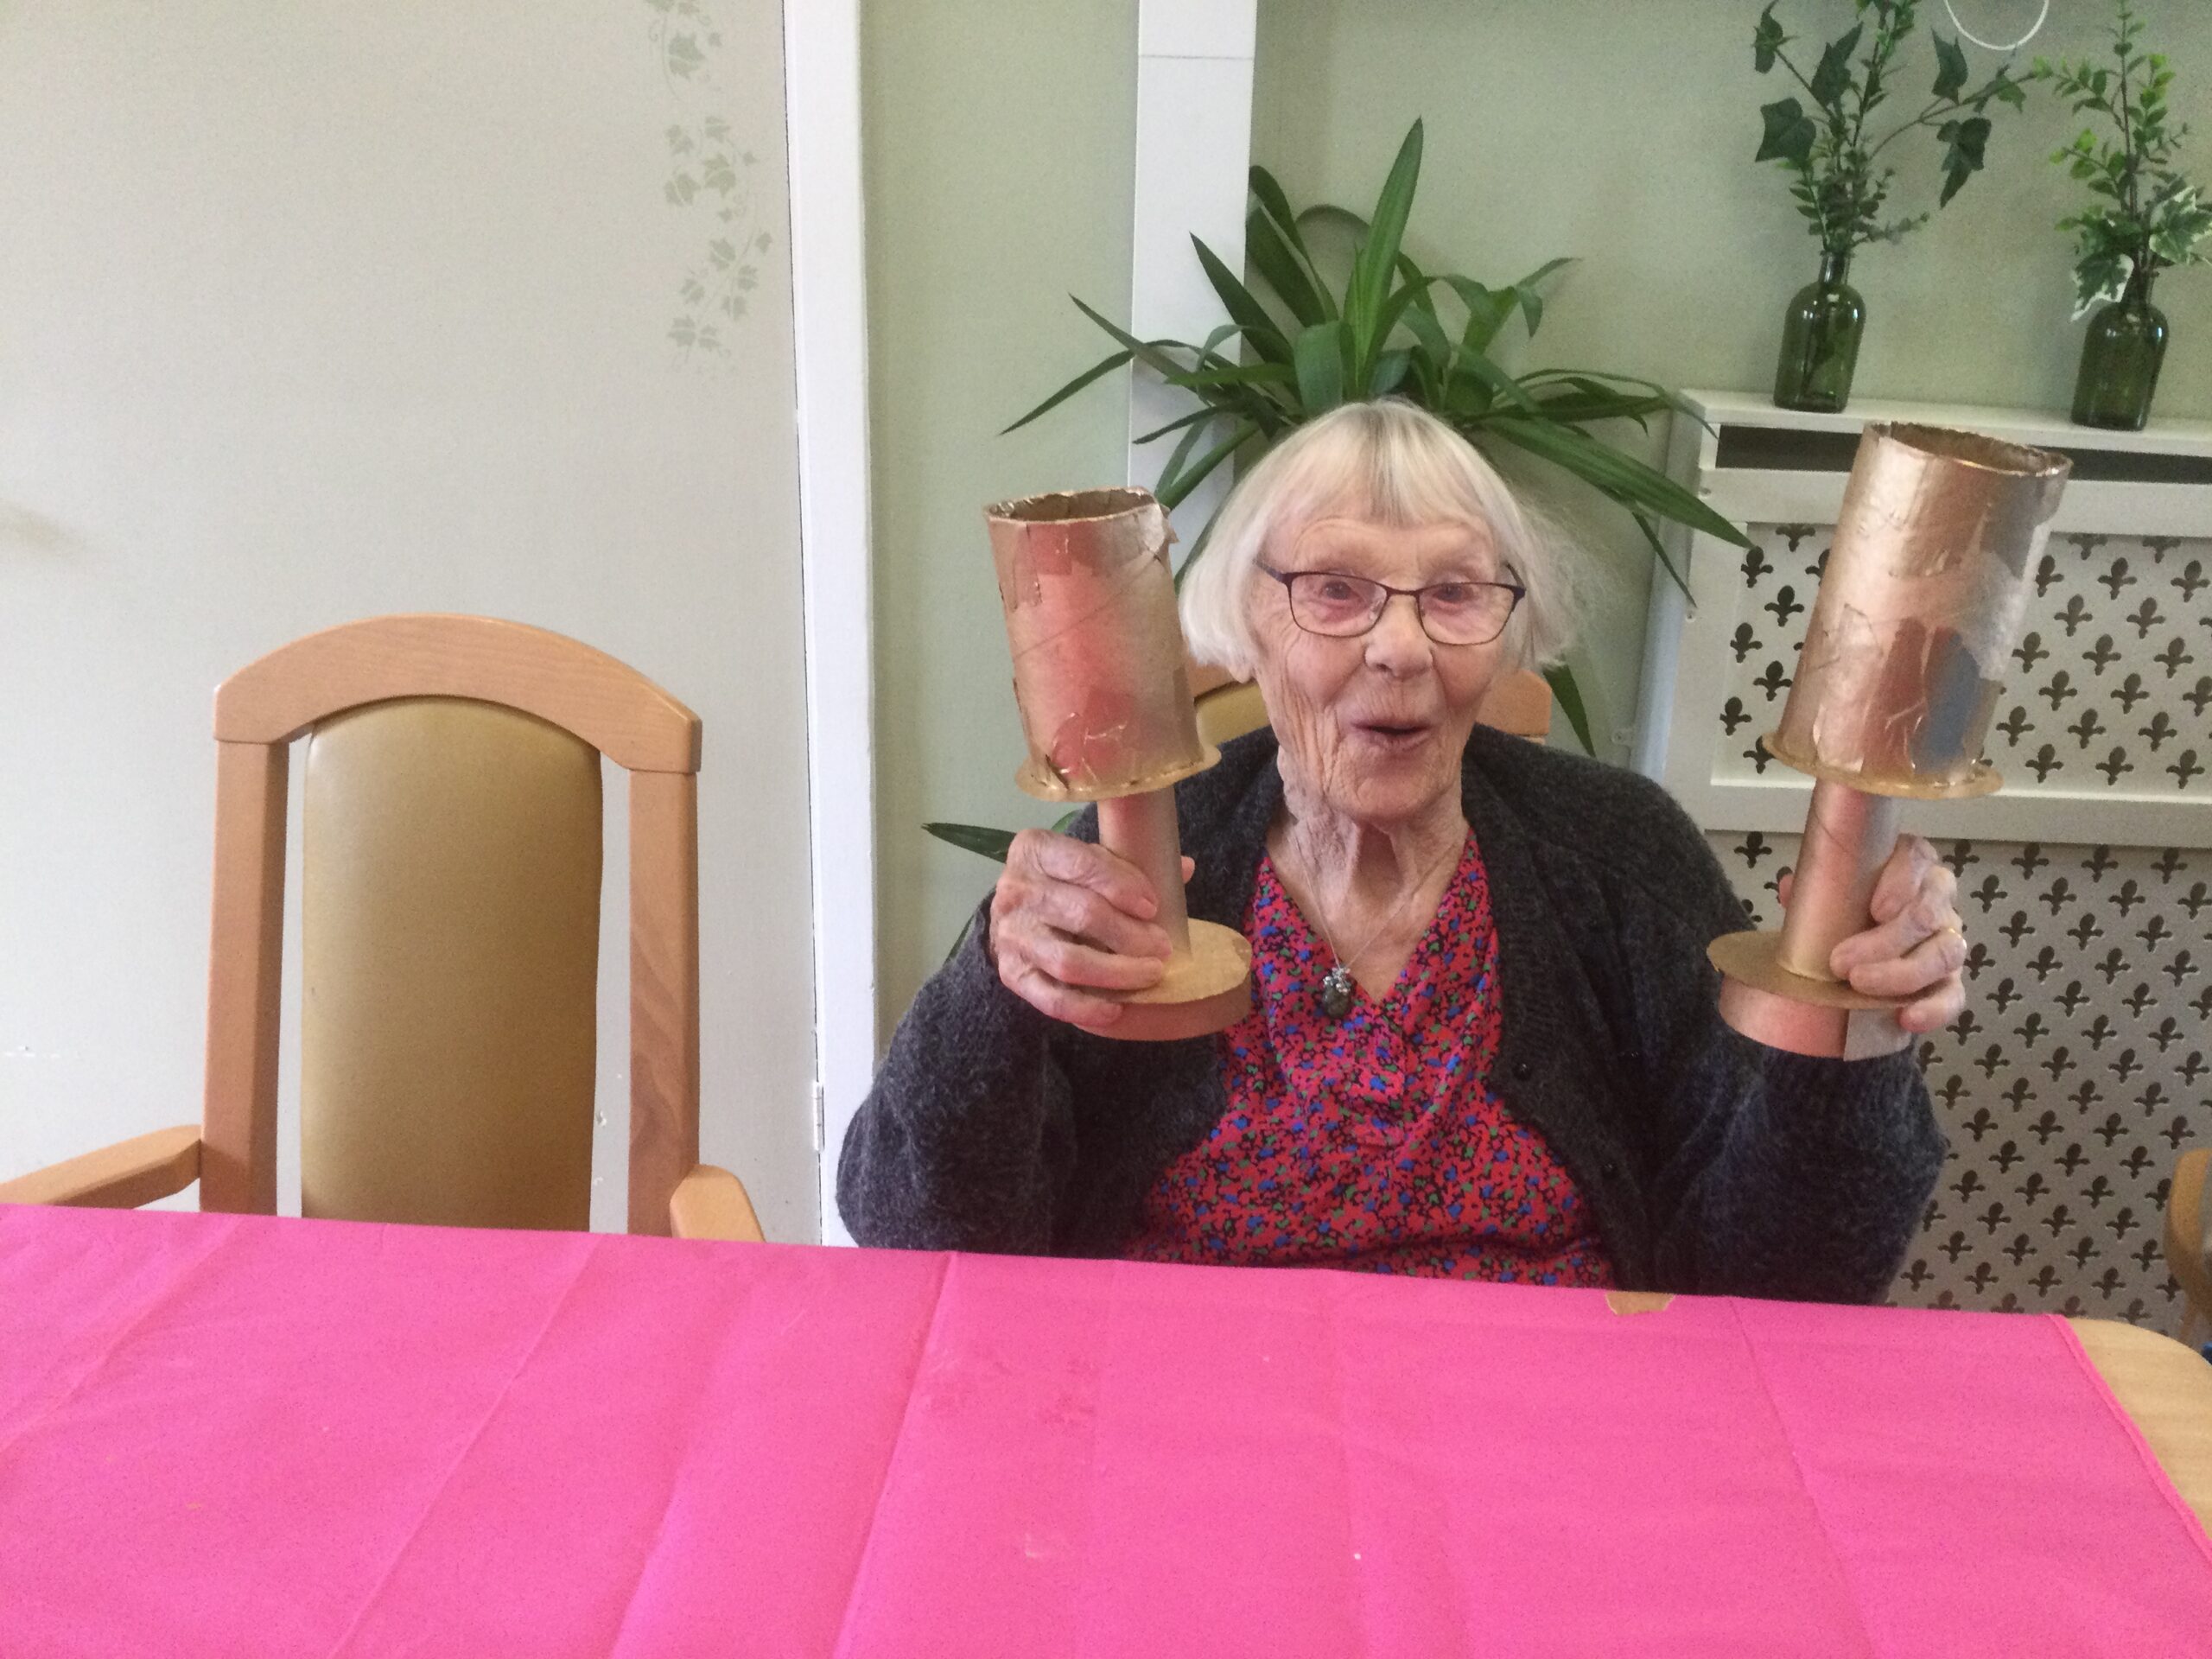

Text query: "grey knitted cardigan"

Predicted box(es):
[839, 727, 1945, 1301]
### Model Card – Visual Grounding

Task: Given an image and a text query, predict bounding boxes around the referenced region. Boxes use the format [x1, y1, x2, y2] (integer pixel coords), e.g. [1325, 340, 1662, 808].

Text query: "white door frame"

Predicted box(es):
[786, 0, 1260, 1242]
[1128, 0, 1256, 536]
[783, 0, 876, 1243]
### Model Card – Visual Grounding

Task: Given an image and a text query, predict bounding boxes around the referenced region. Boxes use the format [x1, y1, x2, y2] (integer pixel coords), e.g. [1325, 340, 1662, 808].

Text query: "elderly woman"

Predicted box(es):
[840, 399, 1956, 1300]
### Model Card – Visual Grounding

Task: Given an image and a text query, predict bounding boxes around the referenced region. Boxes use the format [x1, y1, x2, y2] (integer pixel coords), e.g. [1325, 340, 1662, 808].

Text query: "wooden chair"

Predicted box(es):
[0, 615, 762, 1243]
[2168, 1147, 2211, 1351]
[1190, 661, 1556, 748]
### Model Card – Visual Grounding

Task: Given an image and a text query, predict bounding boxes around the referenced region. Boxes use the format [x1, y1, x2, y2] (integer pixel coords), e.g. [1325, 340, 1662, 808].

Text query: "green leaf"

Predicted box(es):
[1756, 99, 1817, 168]
[2071, 251, 2131, 317]
[1399, 296, 1453, 382]
[1192, 235, 1290, 363]
[1250, 167, 1337, 321]
[1001, 346, 1135, 435]
[1369, 347, 1412, 397]
[1936, 115, 1992, 207]
[1452, 349, 1541, 415]
[1294, 321, 1346, 414]
[1628, 510, 1694, 602]
[1808, 25, 1861, 110]
[1154, 410, 1221, 506]
[1752, 3, 1786, 73]
[1369, 275, 1440, 359]
[1132, 405, 1217, 446]
[1193, 320, 1243, 365]
[1483, 416, 1749, 552]
[1069, 296, 1198, 384]
[1931, 31, 1970, 101]
[1158, 420, 1259, 512]
[1166, 361, 1297, 392]
[1520, 366, 1708, 428]
[1512, 255, 1575, 296]
[1542, 664, 1594, 756]
[1058, 302, 1285, 436]
[1246, 208, 1332, 326]
[1529, 384, 1672, 426]
[1347, 120, 1425, 384]
[1249, 164, 1309, 253]
[923, 822, 1017, 862]
[1442, 366, 1495, 419]
[1503, 256, 1573, 339]
[1443, 275, 1516, 355]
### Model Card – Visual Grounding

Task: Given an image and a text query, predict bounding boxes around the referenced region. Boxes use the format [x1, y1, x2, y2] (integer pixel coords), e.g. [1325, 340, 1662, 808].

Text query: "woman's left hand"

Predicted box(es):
[1777, 833, 1966, 1036]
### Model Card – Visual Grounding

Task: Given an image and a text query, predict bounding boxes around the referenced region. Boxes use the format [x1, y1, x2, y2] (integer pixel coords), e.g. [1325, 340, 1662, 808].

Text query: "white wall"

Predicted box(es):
[0, 1, 822, 1236]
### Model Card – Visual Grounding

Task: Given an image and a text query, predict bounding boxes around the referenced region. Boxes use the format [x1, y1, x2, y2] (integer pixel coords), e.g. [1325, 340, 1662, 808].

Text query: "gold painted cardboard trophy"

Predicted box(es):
[1711, 423, 2070, 1058]
[986, 486, 1254, 1040]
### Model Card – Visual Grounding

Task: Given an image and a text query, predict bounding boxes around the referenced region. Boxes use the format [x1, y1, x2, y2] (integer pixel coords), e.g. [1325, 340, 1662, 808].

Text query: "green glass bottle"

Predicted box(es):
[1773, 251, 1865, 413]
[2071, 264, 2167, 431]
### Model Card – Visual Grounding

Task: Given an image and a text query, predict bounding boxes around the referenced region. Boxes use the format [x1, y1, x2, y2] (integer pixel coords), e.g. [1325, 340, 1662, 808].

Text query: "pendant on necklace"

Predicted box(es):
[1319, 964, 1355, 1020]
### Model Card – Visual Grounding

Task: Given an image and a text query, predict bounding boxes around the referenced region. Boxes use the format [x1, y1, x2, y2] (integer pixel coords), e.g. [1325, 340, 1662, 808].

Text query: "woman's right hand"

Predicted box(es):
[988, 830, 1179, 1033]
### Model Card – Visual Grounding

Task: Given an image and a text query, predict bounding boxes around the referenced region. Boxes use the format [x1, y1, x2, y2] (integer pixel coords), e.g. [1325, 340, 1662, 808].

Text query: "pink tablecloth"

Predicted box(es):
[1, 1205, 2206, 1656]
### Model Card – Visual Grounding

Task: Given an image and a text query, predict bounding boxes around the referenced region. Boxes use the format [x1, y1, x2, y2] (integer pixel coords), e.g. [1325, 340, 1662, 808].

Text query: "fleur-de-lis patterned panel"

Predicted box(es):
[1711, 522, 2211, 1336]
[1716, 526, 2210, 796]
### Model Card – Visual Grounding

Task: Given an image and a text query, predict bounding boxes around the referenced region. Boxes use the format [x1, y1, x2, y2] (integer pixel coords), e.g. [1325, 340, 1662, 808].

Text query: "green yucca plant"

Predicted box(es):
[922, 118, 1747, 893]
[1001, 117, 1750, 753]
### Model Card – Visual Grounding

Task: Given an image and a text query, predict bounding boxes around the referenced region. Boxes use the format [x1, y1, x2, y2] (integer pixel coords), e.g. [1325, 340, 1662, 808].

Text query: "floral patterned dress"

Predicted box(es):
[1124, 833, 1612, 1284]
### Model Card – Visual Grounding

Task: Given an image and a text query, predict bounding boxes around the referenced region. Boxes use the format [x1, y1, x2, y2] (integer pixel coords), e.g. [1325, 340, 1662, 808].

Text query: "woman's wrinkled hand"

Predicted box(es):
[988, 830, 1189, 1033]
[1778, 833, 1966, 1036]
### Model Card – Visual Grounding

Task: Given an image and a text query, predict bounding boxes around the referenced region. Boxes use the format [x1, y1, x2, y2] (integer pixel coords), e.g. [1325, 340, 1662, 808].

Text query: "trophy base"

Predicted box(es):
[1097, 919, 1253, 1042]
[1708, 928, 1898, 1009]
[1709, 929, 1912, 1060]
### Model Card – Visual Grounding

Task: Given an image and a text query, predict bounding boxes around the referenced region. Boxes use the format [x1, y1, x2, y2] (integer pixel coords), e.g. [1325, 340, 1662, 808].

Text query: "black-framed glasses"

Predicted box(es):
[1256, 563, 1525, 646]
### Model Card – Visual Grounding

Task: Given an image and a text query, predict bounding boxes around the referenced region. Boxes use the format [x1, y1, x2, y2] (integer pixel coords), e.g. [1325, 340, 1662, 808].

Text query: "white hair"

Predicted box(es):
[1177, 398, 1586, 678]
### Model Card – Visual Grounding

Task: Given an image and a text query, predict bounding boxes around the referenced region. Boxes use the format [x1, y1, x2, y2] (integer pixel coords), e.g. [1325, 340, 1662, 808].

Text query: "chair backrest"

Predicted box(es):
[1190, 661, 1555, 748]
[201, 615, 702, 1236]
[2168, 1147, 2211, 1346]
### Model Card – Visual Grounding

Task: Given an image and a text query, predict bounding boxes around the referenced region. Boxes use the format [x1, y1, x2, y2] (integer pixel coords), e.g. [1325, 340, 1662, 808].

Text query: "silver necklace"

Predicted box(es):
[1300, 835, 1465, 1020]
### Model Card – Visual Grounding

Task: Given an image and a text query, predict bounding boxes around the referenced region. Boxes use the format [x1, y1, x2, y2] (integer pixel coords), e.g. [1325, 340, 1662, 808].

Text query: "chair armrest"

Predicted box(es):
[2165, 1147, 2211, 1323]
[0, 1125, 202, 1210]
[669, 1163, 765, 1243]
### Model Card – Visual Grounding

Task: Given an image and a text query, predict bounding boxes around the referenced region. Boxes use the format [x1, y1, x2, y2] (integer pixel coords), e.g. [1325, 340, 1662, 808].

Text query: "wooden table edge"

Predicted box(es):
[2069, 1316, 2212, 1538]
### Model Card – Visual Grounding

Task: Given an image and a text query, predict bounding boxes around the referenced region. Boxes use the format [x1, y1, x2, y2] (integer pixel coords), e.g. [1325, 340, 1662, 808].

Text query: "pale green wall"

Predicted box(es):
[1253, 0, 2212, 766]
[864, 1, 1138, 1026]
[864, 0, 2212, 1024]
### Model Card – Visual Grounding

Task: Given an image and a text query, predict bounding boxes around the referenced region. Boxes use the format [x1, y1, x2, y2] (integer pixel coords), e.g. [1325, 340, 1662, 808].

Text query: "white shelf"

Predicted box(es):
[1679, 390, 2212, 460]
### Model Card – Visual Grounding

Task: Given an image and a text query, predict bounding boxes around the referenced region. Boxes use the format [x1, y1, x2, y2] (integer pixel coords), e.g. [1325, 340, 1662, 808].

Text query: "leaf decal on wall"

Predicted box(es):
[645, 1, 772, 366]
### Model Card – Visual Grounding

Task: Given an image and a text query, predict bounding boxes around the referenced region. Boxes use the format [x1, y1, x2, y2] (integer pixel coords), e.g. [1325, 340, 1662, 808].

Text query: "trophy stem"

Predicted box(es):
[1092, 784, 1249, 1039]
[1775, 781, 1900, 982]
[1097, 790, 1192, 956]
